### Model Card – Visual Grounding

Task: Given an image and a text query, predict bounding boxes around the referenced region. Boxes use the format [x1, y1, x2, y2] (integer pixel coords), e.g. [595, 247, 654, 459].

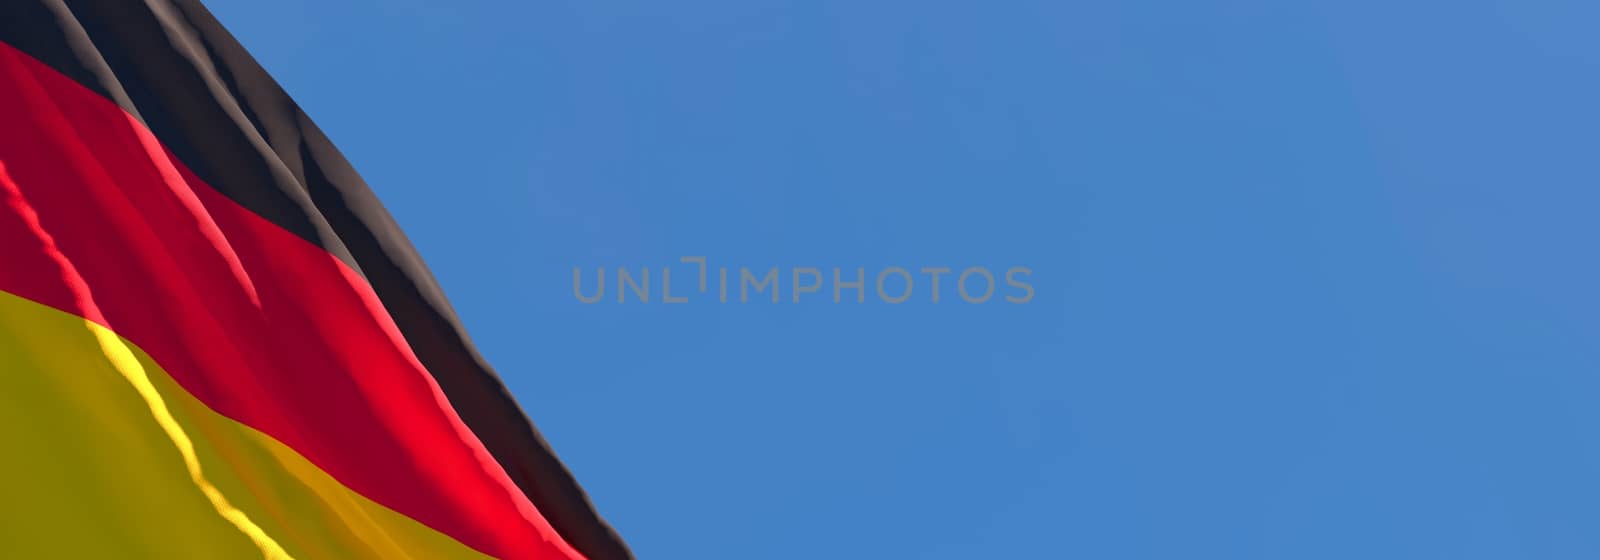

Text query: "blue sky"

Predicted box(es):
[209, 1, 1599, 558]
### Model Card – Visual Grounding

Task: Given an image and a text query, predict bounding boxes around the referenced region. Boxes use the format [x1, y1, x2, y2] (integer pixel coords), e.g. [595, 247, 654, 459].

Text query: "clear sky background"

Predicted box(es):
[207, 1, 1598, 558]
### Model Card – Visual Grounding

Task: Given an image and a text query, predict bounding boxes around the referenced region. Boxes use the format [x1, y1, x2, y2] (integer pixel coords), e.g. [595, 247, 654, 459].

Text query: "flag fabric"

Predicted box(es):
[0, 1, 631, 559]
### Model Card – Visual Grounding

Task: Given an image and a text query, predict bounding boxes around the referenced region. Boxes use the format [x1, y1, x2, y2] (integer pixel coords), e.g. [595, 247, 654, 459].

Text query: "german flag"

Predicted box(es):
[0, 1, 630, 558]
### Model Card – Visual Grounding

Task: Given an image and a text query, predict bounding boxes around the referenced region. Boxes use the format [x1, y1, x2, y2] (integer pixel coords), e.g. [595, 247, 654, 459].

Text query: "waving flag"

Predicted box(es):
[0, 1, 630, 558]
